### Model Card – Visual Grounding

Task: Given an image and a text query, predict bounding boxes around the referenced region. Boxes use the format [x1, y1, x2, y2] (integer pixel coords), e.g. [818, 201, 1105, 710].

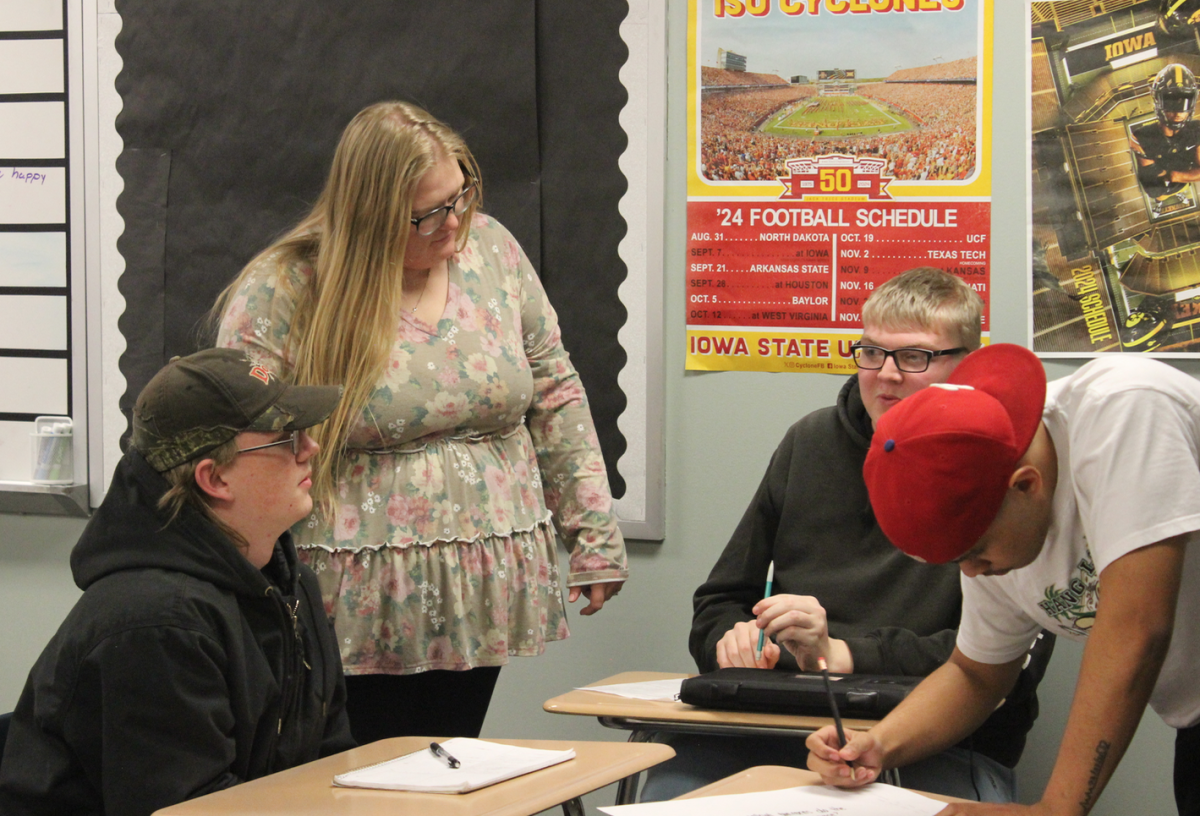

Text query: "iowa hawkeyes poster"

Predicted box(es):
[686, 0, 993, 373]
[1031, 0, 1200, 355]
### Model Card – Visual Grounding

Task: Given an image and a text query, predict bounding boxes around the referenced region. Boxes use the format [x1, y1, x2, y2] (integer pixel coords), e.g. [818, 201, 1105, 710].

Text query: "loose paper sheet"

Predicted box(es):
[332, 738, 575, 794]
[0, 167, 66, 223]
[0, 39, 63, 94]
[577, 678, 684, 701]
[0, 232, 67, 287]
[0, 0, 62, 31]
[0, 357, 67, 414]
[0, 295, 67, 350]
[599, 784, 947, 816]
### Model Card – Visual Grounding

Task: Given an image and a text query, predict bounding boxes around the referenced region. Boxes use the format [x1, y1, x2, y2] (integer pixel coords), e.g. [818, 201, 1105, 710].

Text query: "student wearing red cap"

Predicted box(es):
[807, 345, 1200, 816]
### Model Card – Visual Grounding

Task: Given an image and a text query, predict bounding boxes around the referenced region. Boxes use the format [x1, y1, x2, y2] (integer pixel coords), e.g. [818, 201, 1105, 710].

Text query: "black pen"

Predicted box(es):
[429, 741, 461, 769]
[817, 656, 850, 763]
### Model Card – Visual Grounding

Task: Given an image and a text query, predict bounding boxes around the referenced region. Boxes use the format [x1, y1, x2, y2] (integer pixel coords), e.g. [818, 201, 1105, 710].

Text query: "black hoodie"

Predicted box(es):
[690, 376, 1050, 767]
[0, 451, 354, 816]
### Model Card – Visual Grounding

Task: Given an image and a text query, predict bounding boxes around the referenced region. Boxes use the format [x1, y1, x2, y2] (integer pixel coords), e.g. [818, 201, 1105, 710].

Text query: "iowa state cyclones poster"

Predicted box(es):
[686, 0, 993, 373]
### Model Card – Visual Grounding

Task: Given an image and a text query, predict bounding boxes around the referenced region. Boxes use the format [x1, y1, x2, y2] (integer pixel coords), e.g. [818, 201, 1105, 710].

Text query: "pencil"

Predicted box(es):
[755, 561, 774, 662]
[818, 655, 848, 750]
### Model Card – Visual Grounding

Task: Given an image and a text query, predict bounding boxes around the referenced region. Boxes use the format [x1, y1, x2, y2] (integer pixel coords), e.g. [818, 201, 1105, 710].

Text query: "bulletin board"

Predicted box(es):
[112, 0, 665, 537]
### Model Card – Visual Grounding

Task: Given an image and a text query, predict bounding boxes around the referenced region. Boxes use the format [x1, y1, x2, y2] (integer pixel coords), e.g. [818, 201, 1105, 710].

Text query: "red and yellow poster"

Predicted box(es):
[686, 0, 993, 373]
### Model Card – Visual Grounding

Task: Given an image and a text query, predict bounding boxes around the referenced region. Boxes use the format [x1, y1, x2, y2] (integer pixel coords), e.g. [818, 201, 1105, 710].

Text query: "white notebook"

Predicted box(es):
[332, 738, 577, 794]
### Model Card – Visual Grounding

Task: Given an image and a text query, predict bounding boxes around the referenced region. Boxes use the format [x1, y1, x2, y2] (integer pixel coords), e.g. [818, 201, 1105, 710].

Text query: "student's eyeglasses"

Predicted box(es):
[849, 343, 968, 373]
[410, 183, 477, 236]
[236, 430, 302, 456]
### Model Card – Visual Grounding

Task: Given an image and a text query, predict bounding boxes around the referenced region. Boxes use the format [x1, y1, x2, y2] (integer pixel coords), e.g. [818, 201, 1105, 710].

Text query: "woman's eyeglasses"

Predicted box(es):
[410, 183, 477, 236]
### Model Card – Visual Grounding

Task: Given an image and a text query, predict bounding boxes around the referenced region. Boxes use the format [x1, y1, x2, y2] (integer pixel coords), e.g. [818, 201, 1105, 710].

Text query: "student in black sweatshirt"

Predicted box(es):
[0, 349, 355, 816]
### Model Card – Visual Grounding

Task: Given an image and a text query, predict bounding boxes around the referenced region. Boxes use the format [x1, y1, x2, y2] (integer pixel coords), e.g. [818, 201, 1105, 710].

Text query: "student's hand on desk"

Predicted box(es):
[715, 620, 782, 668]
[809, 726, 1053, 816]
[753, 594, 853, 673]
[568, 581, 623, 615]
[805, 725, 883, 786]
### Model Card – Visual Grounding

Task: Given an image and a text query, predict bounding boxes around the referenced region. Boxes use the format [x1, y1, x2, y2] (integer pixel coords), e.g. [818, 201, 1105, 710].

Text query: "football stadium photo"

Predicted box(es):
[698, 7, 980, 184]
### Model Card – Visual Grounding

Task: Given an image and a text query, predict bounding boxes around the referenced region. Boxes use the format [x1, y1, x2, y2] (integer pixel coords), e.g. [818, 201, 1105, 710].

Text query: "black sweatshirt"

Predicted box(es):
[0, 451, 355, 816]
[690, 376, 1050, 767]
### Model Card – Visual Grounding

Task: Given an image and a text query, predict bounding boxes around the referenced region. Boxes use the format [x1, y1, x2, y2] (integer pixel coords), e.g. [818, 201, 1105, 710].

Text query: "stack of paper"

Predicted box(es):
[332, 738, 576, 794]
[579, 678, 685, 701]
[598, 784, 948, 815]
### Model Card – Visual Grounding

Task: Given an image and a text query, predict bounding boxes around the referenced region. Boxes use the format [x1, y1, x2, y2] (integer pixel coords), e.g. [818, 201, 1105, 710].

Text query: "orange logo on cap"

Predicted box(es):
[249, 365, 273, 384]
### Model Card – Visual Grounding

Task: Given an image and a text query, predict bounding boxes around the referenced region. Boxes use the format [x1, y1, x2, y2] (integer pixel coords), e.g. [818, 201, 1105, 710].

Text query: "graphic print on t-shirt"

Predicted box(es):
[1037, 550, 1099, 636]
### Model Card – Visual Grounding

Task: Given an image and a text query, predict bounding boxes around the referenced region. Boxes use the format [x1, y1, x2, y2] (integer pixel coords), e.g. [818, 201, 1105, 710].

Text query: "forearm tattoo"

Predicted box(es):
[1078, 740, 1112, 814]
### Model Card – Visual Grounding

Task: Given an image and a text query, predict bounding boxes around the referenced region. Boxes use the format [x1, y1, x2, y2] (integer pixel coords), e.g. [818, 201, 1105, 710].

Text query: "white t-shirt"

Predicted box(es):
[956, 357, 1200, 729]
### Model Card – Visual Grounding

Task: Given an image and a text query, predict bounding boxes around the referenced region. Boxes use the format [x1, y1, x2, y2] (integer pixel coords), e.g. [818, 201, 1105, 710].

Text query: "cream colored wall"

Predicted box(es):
[0, 2, 1186, 815]
[0, 515, 85, 705]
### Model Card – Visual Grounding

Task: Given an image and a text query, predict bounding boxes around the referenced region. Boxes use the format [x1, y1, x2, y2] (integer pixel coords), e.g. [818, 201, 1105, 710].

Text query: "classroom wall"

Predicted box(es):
[0, 2, 1184, 815]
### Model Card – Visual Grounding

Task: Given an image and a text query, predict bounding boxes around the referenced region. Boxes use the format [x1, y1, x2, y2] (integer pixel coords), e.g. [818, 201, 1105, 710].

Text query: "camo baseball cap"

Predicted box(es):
[132, 348, 342, 472]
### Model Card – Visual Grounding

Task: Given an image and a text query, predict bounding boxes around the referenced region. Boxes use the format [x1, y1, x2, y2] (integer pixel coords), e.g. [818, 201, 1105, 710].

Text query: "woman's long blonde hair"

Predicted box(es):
[214, 101, 482, 515]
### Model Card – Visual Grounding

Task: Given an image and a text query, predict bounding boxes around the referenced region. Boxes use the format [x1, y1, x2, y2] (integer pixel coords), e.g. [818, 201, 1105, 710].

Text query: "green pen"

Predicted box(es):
[755, 561, 775, 662]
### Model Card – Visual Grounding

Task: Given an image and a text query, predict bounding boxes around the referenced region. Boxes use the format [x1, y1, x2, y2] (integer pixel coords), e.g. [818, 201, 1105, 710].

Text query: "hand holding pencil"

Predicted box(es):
[755, 561, 775, 662]
[714, 560, 781, 669]
[804, 682, 885, 789]
[714, 619, 781, 668]
[750, 592, 851, 672]
[803, 656, 888, 787]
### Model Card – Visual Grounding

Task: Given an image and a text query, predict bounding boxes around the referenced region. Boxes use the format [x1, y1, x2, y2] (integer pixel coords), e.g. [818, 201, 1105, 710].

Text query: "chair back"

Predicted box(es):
[0, 711, 11, 760]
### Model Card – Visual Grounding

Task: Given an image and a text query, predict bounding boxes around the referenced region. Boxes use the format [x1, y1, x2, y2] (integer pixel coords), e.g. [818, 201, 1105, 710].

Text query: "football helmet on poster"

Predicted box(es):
[1159, 0, 1200, 37]
[1153, 63, 1200, 127]
[1122, 297, 1172, 351]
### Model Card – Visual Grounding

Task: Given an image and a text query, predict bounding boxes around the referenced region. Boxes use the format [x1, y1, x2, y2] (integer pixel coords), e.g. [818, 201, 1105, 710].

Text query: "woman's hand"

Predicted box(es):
[568, 581, 623, 615]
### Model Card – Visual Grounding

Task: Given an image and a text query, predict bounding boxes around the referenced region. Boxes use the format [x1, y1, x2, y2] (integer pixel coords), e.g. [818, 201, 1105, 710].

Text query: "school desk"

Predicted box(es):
[543, 671, 884, 804]
[676, 764, 968, 803]
[151, 737, 675, 816]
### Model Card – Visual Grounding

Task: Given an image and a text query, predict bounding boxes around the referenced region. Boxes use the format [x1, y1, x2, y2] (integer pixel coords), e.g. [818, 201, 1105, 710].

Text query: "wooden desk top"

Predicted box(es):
[543, 671, 879, 733]
[677, 765, 967, 804]
[152, 737, 674, 816]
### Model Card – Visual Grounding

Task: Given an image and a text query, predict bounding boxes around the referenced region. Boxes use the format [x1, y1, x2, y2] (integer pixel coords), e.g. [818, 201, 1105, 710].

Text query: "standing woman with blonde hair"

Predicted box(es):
[215, 101, 627, 742]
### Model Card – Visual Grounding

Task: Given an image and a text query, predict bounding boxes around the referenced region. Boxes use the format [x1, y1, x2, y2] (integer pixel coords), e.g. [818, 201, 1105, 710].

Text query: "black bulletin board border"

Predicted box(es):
[112, 0, 630, 495]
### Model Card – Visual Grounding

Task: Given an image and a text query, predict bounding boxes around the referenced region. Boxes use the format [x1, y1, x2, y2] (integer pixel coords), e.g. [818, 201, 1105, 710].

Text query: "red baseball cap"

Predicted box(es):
[863, 344, 1047, 564]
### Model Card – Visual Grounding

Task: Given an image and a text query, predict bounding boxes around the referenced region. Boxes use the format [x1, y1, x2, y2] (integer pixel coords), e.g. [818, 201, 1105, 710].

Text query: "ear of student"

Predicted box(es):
[1008, 464, 1042, 496]
[193, 458, 233, 502]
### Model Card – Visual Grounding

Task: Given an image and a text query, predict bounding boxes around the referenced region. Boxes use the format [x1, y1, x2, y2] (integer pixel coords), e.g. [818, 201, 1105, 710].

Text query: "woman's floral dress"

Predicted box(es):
[217, 214, 628, 675]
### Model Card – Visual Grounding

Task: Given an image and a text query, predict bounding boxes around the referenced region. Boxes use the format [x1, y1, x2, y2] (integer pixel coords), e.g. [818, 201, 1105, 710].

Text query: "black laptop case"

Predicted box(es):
[679, 667, 921, 718]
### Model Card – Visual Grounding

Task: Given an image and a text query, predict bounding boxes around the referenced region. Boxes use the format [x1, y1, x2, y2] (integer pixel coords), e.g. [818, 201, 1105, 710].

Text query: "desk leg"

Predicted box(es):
[614, 729, 654, 805]
[561, 796, 585, 816]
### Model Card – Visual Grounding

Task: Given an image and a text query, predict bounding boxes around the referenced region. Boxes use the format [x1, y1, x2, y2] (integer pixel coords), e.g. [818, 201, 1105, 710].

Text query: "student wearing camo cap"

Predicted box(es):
[0, 348, 355, 816]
